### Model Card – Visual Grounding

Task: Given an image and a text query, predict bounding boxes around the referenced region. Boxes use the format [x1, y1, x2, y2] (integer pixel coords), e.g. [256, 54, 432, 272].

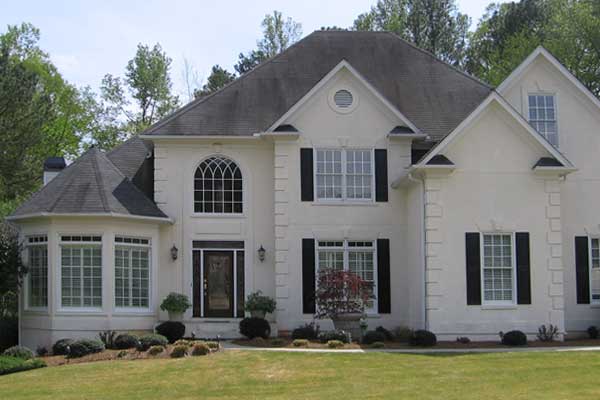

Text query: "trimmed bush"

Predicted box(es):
[270, 338, 286, 347]
[291, 323, 320, 340]
[148, 345, 165, 356]
[370, 341, 385, 349]
[68, 339, 105, 358]
[327, 340, 344, 349]
[52, 338, 74, 356]
[393, 326, 414, 343]
[293, 339, 308, 347]
[36, 346, 48, 357]
[114, 334, 140, 350]
[375, 326, 394, 341]
[3, 346, 34, 360]
[456, 337, 471, 344]
[318, 330, 349, 344]
[239, 317, 271, 339]
[205, 341, 219, 350]
[174, 339, 192, 347]
[155, 321, 186, 343]
[98, 330, 118, 349]
[191, 342, 210, 356]
[0, 318, 18, 353]
[0, 356, 46, 376]
[587, 326, 599, 339]
[138, 334, 168, 351]
[500, 330, 527, 346]
[170, 345, 187, 358]
[116, 350, 128, 358]
[362, 330, 386, 345]
[410, 330, 437, 347]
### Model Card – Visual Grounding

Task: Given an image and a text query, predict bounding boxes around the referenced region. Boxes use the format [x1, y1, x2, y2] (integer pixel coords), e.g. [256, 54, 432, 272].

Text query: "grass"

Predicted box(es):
[1, 350, 600, 399]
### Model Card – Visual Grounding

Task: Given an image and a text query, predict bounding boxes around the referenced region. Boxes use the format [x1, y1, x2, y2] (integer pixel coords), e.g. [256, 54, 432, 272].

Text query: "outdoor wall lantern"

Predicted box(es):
[258, 245, 266, 262]
[170, 245, 178, 261]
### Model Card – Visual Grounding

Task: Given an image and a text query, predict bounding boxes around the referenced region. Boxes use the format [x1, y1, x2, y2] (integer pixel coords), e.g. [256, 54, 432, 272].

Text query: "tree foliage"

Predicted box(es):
[194, 65, 236, 98]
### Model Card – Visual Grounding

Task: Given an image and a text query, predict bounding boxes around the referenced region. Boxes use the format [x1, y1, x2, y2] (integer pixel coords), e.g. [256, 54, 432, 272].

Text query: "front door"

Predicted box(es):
[203, 251, 234, 318]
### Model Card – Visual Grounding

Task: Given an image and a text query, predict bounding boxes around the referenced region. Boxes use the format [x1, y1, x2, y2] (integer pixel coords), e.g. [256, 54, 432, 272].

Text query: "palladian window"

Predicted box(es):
[194, 156, 243, 214]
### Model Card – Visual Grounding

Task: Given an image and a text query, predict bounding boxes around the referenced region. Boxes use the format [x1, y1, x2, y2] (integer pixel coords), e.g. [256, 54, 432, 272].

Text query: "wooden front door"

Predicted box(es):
[203, 251, 234, 318]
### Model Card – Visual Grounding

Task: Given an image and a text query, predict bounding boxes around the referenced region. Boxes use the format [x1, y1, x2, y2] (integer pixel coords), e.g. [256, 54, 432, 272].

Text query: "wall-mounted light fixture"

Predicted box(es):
[170, 245, 178, 261]
[257, 245, 266, 262]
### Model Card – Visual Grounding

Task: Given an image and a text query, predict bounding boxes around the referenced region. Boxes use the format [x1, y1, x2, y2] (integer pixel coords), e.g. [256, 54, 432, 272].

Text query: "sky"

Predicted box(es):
[0, 0, 509, 100]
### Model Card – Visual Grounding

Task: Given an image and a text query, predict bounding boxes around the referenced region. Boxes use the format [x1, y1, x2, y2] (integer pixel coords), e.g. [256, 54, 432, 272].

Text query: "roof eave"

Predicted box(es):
[6, 212, 174, 224]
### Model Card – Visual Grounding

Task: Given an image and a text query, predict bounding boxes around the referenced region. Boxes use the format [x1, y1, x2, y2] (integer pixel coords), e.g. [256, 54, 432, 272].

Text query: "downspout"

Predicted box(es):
[408, 172, 427, 331]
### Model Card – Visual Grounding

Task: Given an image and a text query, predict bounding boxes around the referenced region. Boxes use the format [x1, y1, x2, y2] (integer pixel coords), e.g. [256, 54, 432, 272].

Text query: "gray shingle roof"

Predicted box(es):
[144, 31, 491, 140]
[11, 144, 168, 220]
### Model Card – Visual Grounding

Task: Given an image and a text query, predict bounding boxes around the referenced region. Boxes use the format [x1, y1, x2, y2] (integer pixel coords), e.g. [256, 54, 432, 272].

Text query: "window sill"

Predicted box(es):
[481, 304, 518, 310]
[56, 308, 105, 316]
[23, 309, 49, 316]
[190, 213, 246, 219]
[311, 201, 378, 207]
[113, 308, 154, 316]
[589, 304, 600, 309]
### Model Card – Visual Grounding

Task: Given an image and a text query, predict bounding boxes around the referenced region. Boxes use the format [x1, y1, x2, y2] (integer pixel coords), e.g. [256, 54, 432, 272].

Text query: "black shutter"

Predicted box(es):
[192, 251, 201, 317]
[375, 149, 388, 202]
[302, 238, 316, 314]
[465, 233, 481, 305]
[515, 232, 531, 305]
[300, 148, 314, 201]
[377, 239, 391, 313]
[575, 236, 590, 304]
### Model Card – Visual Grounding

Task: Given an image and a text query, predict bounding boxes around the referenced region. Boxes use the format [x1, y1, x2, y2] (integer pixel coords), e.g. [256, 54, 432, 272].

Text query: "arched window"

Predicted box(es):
[194, 156, 243, 213]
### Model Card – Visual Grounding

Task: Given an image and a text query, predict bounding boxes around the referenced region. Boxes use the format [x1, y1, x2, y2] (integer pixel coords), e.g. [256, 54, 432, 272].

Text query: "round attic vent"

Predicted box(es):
[333, 89, 353, 108]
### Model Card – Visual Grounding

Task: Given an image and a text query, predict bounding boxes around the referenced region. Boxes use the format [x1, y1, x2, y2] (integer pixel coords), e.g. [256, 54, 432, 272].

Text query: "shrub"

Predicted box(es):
[410, 330, 437, 347]
[362, 330, 387, 345]
[239, 317, 271, 339]
[191, 342, 210, 356]
[3, 346, 34, 360]
[52, 338, 74, 356]
[245, 291, 277, 315]
[148, 345, 165, 356]
[314, 270, 371, 320]
[98, 330, 118, 349]
[393, 326, 414, 343]
[117, 350, 128, 358]
[205, 341, 219, 350]
[0, 356, 46, 376]
[293, 339, 308, 347]
[318, 330, 349, 344]
[370, 341, 385, 348]
[587, 326, 599, 339]
[170, 345, 187, 358]
[327, 340, 344, 349]
[375, 326, 394, 341]
[36, 346, 48, 356]
[0, 318, 18, 353]
[537, 324, 559, 342]
[500, 330, 527, 346]
[114, 334, 140, 350]
[291, 323, 320, 340]
[456, 337, 471, 344]
[270, 338, 286, 346]
[138, 334, 169, 351]
[249, 337, 267, 346]
[68, 339, 105, 358]
[155, 321, 186, 343]
[160, 293, 191, 314]
[174, 339, 192, 347]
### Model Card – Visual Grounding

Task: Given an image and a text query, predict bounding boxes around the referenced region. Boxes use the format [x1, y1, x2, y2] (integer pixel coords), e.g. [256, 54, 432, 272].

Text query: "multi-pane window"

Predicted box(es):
[482, 234, 515, 304]
[194, 156, 242, 214]
[115, 236, 150, 309]
[315, 149, 373, 201]
[60, 235, 102, 308]
[316, 240, 376, 311]
[528, 94, 558, 147]
[590, 239, 600, 303]
[27, 235, 48, 308]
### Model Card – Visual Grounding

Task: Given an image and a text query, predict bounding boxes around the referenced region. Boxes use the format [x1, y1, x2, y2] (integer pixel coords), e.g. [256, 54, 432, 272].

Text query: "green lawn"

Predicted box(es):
[1, 350, 600, 399]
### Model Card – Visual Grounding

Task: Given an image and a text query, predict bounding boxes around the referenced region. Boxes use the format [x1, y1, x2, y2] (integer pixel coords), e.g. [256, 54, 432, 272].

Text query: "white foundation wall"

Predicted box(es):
[500, 55, 600, 335]
[425, 102, 565, 340]
[18, 217, 161, 350]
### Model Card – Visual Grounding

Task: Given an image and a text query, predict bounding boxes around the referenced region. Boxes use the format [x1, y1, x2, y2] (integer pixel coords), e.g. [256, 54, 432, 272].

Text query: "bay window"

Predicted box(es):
[60, 235, 102, 309]
[27, 235, 48, 309]
[115, 236, 151, 309]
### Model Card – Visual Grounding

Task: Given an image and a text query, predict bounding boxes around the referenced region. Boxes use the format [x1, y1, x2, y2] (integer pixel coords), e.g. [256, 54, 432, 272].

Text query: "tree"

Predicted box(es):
[353, 0, 470, 66]
[0, 223, 26, 320]
[181, 57, 201, 102]
[234, 50, 267, 75]
[194, 65, 236, 98]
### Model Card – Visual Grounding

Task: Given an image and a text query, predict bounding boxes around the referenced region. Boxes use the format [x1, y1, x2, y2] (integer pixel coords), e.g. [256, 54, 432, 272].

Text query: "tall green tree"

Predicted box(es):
[194, 65, 236, 98]
[353, 0, 470, 67]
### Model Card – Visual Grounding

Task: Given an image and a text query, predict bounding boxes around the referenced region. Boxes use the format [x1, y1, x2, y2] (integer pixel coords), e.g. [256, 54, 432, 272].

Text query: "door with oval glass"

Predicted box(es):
[203, 251, 234, 317]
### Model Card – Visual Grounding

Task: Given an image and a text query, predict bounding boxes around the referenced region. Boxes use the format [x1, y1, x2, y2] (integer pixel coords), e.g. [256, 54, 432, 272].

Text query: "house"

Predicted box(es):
[8, 31, 600, 349]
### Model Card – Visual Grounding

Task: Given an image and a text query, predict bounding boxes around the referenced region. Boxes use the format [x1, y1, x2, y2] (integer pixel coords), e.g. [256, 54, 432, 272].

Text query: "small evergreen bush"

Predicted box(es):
[327, 340, 344, 349]
[148, 345, 165, 356]
[291, 323, 320, 340]
[587, 326, 599, 339]
[114, 334, 140, 350]
[293, 339, 309, 347]
[393, 326, 414, 343]
[174, 339, 192, 347]
[500, 330, 527, 346]
[68, 339, 105, 358]
[362, 330, 386, 345]
[191, 342, 210, 356]
[2, 346, 34, 360]
[170, 345, 187, 358]
[98, 330, 118, 349]
[318, 330, 349, 344]
[155, 321, 186, 343]
[52, 338, 74, 356]
[205, 341, 219, 350]
[370, 341, 385, 348]
[239, 317, 271, 339]
[410, 330, 437, 347]
[375, 326, 394, 341]
[138, 334, 169, 351]
[456, 337, 471, 344]
[270, 338, 286, 346]
[36, 346, 48, 356]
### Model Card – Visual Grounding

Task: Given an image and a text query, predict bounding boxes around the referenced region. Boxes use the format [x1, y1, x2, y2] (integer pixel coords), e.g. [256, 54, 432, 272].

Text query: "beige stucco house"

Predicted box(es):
[8, 31, 600, 349]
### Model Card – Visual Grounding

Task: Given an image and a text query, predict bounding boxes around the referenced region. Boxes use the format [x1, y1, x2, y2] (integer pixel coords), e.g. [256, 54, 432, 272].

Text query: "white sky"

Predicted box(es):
[0, 0, 508, 99]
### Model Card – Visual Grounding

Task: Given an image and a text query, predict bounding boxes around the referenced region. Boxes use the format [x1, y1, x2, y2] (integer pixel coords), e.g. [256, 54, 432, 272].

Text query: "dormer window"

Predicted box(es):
[528, 94, 558, 147]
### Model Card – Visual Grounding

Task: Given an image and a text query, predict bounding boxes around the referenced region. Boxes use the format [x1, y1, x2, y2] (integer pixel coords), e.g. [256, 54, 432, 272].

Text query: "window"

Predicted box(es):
[115, 236, 150, 309]
[528, 94, 558, 147]
[590, 238, 600, 303]
[194, 156, 242, 214]
[316, 240, 376, 311]
[481, 234, 515, 304]
[60, 235, 102, 309]
[315, 149, 373, 201]
[27, 235, 48, 308]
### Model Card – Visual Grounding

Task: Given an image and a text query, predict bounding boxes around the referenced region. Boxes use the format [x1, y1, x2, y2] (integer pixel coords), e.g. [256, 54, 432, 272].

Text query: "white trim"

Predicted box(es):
[266, 60, 421, 134]
[113, 234, 152, 313]
[497, 46, 600, 112]
[588, 237, 600, 305]
[6, 212, 173, 224]
[416, 92, 574, 169]
[140, 135, 263, 141]
[23, 233, 49, 312]
[479, 232, 517, 307]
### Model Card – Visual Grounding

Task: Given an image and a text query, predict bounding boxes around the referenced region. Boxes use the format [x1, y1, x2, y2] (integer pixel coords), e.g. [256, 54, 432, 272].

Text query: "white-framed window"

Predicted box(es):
[115, 236, 151, 309]
[26, 235, 48, 309]
[528, 94, 558, 147]
[60, 235, 102, 309]
[481, 233, 516, 305]
[316, 240, 377, 312]
[589, 238, 600, 303]
[315, 149, 373, 201]
[194, 156, 243, 214]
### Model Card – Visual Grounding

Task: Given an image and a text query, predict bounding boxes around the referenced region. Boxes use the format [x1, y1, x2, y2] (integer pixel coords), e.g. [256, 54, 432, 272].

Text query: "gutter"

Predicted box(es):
[5, 212, 175, 225]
